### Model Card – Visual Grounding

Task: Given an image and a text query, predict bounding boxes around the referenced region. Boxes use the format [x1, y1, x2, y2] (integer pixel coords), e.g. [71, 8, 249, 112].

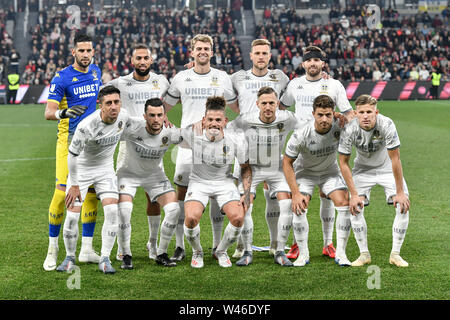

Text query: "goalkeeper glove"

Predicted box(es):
[55, 105, 88, 119]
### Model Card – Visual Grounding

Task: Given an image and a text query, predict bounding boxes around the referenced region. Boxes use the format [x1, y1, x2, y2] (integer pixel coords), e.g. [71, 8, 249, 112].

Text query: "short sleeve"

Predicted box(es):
[164, 74, 181, 106]
[69, 125, 87, 156]
[284, 130, 302, 159]
[335, 81, 353, 114]
[47, 73, 65, 104]
[338, 125, 354, 155]
[279, 81, 295, 107]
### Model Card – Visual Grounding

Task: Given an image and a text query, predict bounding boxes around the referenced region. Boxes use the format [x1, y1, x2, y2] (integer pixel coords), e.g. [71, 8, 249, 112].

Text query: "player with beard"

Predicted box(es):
[230, 39, 290, 258]
[103, 44, 170, 262]
[280, 46, 353, 260]
[43, 33, 102, 271]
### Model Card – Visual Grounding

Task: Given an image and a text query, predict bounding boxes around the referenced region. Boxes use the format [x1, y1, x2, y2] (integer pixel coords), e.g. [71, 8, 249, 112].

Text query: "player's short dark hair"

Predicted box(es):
[205, 96, 226, 115]
[313, 95, 335, 111]
[98, 86, 120, 103]
[144, 98, 164, 113]
[303, 45, 326, 61]
[257, 86, 278, 99]
[132, 43, 150, 55]
[74, 33, 92, 47]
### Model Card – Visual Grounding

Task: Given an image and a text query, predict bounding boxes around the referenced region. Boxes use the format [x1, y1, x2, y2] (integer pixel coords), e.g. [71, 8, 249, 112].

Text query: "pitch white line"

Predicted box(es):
[0, 123, 54, 127]
[0, 157, 55, 162]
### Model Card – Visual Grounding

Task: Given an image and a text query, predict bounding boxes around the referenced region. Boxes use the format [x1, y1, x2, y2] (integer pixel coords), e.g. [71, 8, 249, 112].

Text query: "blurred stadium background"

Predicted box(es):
[0, 0, 448, 104]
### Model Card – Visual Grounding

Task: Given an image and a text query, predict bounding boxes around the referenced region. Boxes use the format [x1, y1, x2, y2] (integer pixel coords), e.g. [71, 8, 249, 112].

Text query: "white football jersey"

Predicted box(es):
[280, 75, 352, 121]
[164, 68, 237, 128]
[118, 117, 182, 176]
[285, 119, 342, 177]
[231, 69, 289, 113]
[228, 109, 299, 169]
[338, 114, 401, 173]
[181, 129, 248, 182]
[69, 109, 129, 171]
[105, 72, 169, 117]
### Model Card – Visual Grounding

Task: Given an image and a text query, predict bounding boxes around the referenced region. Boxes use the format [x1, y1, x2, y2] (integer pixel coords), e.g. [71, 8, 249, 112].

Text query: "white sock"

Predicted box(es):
[147, 215, 160, 249]
[49, 236, 59, 249]
[209, 198, 224, 249]
[216, 223, 242, 253]
[175, 201, 185, 249]
[118, 201, 133, 256]
[276, 199, 293, 251]
[101, 204, 119, 258]
[241, 204, 254, 252]
[264, 189, 280, 248]
[320, 197, 335, 246]
[335, 206, 351, 257]
[158, 202, 181, 255]
[350, 208, 369, 253]
[392, 204, 409, 253]
[293, 209, 309, 258]
[184, 224, 202, 252]
[81, 236, 93, 252]
[63, 210, 80, 257]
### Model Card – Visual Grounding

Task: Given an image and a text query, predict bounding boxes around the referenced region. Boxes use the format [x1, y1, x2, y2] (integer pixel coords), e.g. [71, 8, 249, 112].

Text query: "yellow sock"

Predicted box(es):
[81, 191, 98, 237]
[48, 188, 65, 237]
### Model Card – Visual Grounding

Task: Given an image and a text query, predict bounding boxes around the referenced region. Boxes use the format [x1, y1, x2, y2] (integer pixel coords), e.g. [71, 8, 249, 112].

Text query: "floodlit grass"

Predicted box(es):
[0, 101, 448, 300]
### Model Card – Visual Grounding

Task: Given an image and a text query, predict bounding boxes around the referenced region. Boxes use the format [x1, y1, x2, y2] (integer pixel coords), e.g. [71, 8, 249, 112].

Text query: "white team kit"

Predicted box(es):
[338, 114, 409, 204]
[280, 76, 352, 121]
[285, 119, 347, 197]
[228, 109, 299, 197]
[117, 117, 182, 202]
[231, 69, 290, 113]
[105, 72, 170, 170]
[181, 128, 248, 210]
[68, 109, 130, 202]
[164, 67, 237, 186]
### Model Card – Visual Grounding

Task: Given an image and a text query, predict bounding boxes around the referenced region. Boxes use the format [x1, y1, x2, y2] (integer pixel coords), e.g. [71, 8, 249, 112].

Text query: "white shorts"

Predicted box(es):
[174, 147, 192, 187]
[67, 169, 119, 206]
[297, 172, 347, 199]
[117, 169, 175, 203]
[353, 170, 409, 205]
[185, 179, 241, 210]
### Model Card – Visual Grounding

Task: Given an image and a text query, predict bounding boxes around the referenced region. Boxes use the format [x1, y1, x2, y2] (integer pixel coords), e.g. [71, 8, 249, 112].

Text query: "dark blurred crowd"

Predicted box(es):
[257, 5, 449, 81]
[23, 5, 243, 85]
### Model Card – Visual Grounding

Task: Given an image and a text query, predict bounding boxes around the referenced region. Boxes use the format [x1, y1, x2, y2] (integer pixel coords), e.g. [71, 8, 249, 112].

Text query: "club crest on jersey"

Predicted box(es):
[320, 84, 328, 94]
[372, 130, 381, 140]
[277, 123, 285, 132]
[118, 121, 123, 131]
[161, 136, 169, 146]
[334, 131, 340, 140]
[120, 185, 125, 190]
[269, 74, 278, 82]
[92, 70, 98, 81]
[211, 76, 219, 86]
[177, 175, 183, 182]
[152, 80, 160, 89]
[223, 145, 230, 155]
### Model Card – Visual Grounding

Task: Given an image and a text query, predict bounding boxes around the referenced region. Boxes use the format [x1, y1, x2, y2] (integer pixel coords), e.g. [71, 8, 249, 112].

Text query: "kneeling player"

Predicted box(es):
[283, 95, 352, 267]
[183, 96, 252, 268]
[338, 94, 410, 267]
[57, 86, 129, 274]
[116, 98, 182, 268]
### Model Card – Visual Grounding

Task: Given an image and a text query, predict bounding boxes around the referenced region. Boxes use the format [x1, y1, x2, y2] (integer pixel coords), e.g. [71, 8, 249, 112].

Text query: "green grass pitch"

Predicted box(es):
[0, 100, 448, 300]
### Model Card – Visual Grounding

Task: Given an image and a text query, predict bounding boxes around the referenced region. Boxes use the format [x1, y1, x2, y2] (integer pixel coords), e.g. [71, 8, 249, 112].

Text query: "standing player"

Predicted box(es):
[182, 96, 252, 268]
[283, 95, 352, 267]
[116, 98, 182, 269]
[56, 86, 129, 274]
[230, 39, 290, 258]
[338, 94, 410, 267]
[104, 43, 170, 261]
[280, 45, 354, 260]
[43, 33, 102, 271]
[163, 34, 239, 262]
[227, 87, 300, 266]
